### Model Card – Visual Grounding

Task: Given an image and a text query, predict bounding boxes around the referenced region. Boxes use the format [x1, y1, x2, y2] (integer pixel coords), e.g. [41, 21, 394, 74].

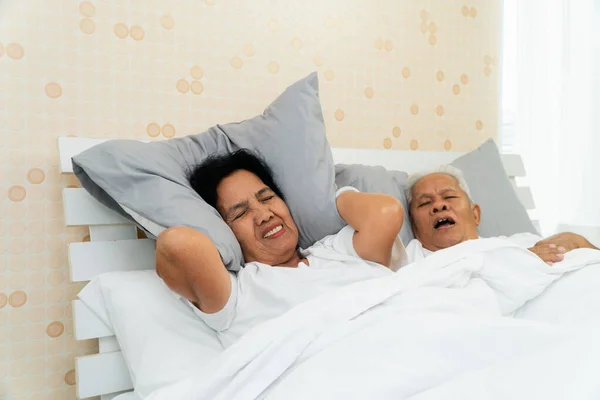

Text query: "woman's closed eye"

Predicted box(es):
[259, 195, 275, 203]
[232, 208, 248, 221]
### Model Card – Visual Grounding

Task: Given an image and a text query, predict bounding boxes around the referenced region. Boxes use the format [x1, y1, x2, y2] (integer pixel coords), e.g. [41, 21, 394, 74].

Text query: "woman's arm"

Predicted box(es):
[336, 189, 404, 267]
[155, 226, 232, 313]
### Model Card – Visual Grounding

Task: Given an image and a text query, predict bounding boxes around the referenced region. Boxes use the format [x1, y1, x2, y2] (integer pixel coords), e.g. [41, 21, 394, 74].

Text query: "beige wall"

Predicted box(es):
[0, 0, 500, 398]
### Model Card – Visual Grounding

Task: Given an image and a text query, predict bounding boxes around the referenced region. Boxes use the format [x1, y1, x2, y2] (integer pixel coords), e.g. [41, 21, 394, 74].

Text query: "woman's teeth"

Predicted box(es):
[263, 225, 283, 238]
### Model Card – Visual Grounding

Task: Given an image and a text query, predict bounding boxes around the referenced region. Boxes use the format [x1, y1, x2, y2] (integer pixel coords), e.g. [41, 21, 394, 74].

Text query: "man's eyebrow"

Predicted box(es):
[439, 188, 458, 194]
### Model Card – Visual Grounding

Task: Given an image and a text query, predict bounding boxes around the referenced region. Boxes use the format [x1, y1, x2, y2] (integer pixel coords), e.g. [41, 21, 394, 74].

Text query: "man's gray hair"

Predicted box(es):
[405, 165, 473, 205]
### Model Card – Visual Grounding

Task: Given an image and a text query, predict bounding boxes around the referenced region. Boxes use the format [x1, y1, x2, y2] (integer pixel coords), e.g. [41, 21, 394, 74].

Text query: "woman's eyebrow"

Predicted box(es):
[255, 187, 273, 197]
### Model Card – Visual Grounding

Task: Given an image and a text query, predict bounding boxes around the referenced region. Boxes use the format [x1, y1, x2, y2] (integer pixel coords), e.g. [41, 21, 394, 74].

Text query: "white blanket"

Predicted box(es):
[145, 238, 600, 400]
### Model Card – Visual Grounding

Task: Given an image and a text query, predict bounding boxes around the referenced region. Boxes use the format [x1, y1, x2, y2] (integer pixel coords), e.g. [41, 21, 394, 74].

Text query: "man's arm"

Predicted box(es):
[336, 189, 404, 267]
[155, 226, 231, 313]
[529, 231, 598, 265]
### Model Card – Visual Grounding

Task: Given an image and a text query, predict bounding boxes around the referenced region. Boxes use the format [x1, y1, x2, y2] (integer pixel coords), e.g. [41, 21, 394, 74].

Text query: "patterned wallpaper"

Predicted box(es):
[0, 0, 500, 398]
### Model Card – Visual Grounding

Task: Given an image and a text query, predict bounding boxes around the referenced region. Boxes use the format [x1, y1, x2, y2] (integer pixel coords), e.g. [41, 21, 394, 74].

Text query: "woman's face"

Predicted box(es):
[216, 169, 300, 266]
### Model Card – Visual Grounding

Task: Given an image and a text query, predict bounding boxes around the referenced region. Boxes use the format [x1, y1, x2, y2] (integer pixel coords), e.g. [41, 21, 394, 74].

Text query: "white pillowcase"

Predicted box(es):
[77, 269, 223, 398]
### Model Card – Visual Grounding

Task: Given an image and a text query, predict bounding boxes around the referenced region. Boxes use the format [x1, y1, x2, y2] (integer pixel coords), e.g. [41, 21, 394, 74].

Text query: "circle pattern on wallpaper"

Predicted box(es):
[161, 14, 175, 30]
[243, 43, 256, 57]
[436, 70, 445, 82]
[383, 138, 392, 149]
[410, 140, 419, 150]
[0, 293, 7, 309]
[190, 80, 203, 95]
[6, 43, 24, 59]
[146, 122, 161, 137]
[176, 79, 190, 93]
[410, 104, 419, 115]
[79, 18, 95, 34]
[64, 369, 76, 386]
[476, 120, 484, 130]
[27, 167, 44, 184]
[79, 1, 95, 17]
[324, 69, 334, 81]
[45, 82, 62, 99]
[374, 37, 383, 50]
[114, 23, 130, 39]
[392, 126, 401, 137]
[444, 140, 452, 151]
[453, 84, 461, 95]
[162, 124, 176, 138]
[436, 105, 445, 116]
[130, 25, 145, 40]
[402, 67, 411, 78]
[9, 290, 27, 307]
[461, 74, 469, 84]
[46, 321, 65, 338]
[334, 109, 345, 121]
[268, 61, 279, 74]
[190, 65, 204, 80]
[8, 186, 27, 202]
[230, 56, 243, 69]
[290, 37, 303, 51]
[313, 55, 323, 67]
[267, 18, 278, 31]
[364, 86, 374, 99]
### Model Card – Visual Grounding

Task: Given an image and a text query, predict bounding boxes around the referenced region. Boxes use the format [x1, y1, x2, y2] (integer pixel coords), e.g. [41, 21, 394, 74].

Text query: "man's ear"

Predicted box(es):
[471, 203, 481, 226]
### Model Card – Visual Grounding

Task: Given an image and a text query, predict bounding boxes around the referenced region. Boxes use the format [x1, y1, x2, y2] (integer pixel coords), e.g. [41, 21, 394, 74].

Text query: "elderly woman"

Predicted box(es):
[155, 150, 405, 347]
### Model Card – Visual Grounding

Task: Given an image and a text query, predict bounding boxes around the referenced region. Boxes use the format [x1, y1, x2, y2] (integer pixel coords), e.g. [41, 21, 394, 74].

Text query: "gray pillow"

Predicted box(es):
[450, 138, 538, 237]
[333, 139, 537, 244]
[72, 72, 345, 271]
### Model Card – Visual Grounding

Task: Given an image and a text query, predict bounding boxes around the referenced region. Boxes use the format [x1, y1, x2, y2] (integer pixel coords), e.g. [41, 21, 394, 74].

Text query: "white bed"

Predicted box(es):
[58, 137, 538, 400]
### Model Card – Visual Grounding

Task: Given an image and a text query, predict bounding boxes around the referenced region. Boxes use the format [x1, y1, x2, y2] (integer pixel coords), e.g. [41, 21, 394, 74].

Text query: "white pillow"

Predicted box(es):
[77, 270, 223, 398]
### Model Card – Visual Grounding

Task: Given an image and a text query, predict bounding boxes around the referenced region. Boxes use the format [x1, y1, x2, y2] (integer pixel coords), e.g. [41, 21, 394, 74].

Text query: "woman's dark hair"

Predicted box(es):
[187, 149, 285, 209]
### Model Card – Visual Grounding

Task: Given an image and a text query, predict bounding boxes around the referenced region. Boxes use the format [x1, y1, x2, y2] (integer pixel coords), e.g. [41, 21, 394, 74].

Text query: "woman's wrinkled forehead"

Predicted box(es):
[215, 170, 268, 211]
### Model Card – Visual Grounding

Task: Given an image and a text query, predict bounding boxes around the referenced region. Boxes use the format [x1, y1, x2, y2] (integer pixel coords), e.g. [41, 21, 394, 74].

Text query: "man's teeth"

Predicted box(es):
[263, 225, 283, 238]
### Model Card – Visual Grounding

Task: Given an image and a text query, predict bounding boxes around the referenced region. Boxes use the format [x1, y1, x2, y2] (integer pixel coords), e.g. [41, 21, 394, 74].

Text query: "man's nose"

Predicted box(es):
[432, 202, 448, 214]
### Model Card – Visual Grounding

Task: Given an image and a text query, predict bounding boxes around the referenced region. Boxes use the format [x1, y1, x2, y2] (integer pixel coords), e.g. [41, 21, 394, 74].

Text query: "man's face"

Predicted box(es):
[216, 169, 299, 265]
[409, 173, 481, 252]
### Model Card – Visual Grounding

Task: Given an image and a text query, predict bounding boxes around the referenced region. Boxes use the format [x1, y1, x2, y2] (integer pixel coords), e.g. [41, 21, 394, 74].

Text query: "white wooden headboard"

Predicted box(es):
[58, 137, 535, 399]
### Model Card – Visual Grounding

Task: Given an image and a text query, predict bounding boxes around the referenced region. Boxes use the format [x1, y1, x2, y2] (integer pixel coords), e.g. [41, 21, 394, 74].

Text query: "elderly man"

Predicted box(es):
[404, 165, 598, 264]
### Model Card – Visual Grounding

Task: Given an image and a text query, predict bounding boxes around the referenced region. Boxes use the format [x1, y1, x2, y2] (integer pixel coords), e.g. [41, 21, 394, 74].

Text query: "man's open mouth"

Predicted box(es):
[434, 217, 456, 229]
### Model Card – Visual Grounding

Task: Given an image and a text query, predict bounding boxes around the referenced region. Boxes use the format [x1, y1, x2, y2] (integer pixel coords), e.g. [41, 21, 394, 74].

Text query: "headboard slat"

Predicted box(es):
[76, 352, 133, 398]
[69, 239, 155, 283]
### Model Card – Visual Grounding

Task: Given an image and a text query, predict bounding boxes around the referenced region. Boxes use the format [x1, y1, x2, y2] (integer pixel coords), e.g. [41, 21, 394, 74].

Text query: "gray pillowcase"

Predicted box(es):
[333, 139, 537, 245]
[72, 72, 345, 271]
